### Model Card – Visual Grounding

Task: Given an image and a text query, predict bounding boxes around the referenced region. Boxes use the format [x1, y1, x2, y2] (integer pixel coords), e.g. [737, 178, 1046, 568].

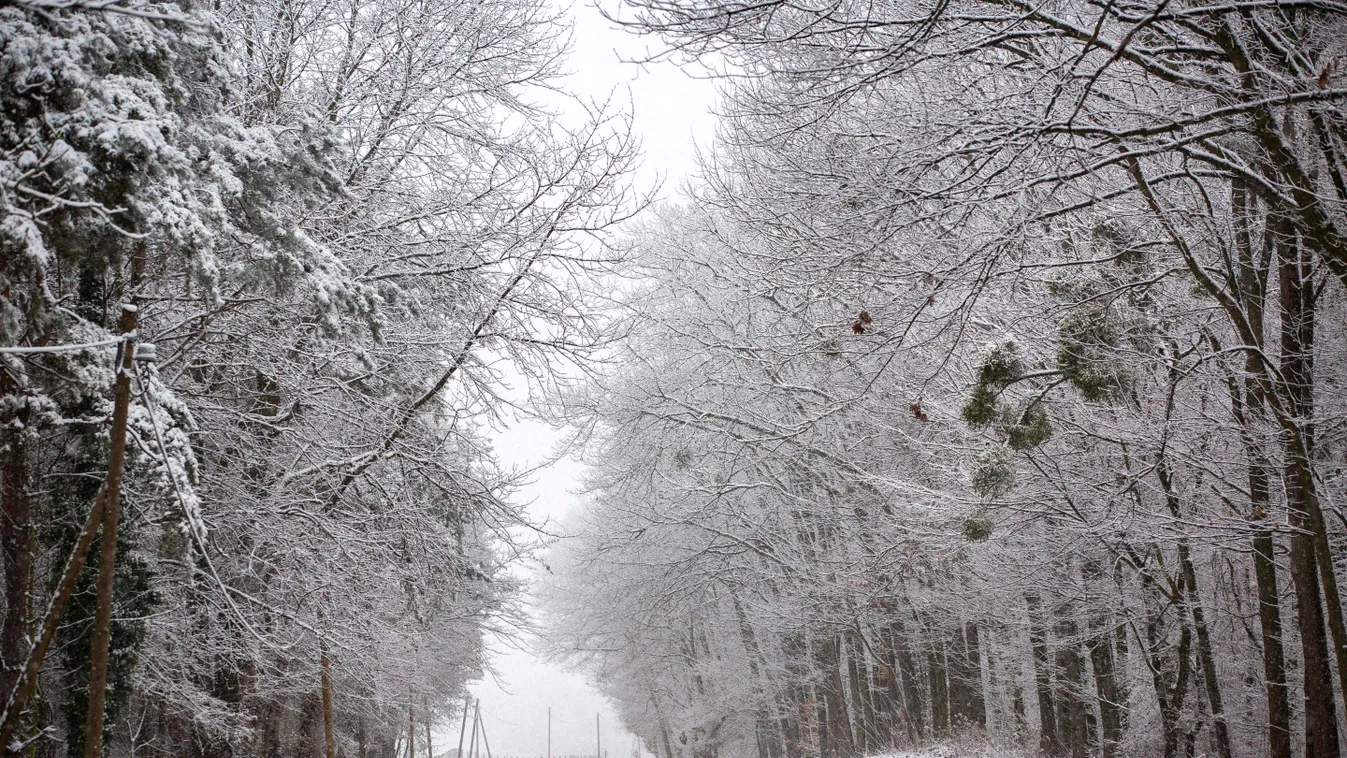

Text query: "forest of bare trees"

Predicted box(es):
[2, 0, 1346, 756]
[542, 1, 1347, 758]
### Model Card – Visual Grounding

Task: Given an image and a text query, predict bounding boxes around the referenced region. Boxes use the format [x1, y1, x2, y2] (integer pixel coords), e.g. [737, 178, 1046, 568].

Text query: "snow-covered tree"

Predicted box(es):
[0, 0, 639, 754]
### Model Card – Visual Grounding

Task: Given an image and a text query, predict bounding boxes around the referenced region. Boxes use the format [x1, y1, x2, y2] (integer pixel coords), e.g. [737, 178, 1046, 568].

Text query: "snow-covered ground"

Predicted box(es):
[872, 743, 1031, 758]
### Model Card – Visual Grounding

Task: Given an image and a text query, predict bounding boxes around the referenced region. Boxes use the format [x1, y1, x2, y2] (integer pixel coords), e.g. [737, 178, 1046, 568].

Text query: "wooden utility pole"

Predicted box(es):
[596, 713, 601, 758]
[457, 697, 471, 758]
[82, 303, 138, 758]
[547, 707, 551, 758]
[425, 697, 433, 758]
[467, 700, 480, 758]
[479, 711, 493, 758]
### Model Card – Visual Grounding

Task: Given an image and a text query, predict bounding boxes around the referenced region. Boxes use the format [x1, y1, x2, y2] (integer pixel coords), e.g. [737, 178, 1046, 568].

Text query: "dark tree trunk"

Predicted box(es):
[947, 623, 985, 731]
[819, 634, 854, 758]
[1052, 620, 1090, 758]
[891, 621, 925, 742]
[1156, 458, 1233, 758]
[862, 621, 904, 747]
[1087, 618, 1123, 758]
[659, 717, 676, 758]
[1230, 181, 1292, 758]
[926, 640, 949, 739]
[1252, 531, 1293, 758]
[1147, 617, 1191, 758]
[321, 640, 336, 758]
[843, 631, 873, 752]
[781, 678, 805, 758]
[733, 593, 783, 758]
[0, 373, 30, 720]
[1135, 548, 1192, 758]
[1176, 542, 1231, 758]
[1277, 226, 1340, 758]
[1025, 592, 1060, 756]
[1112, 604, 1130, 738]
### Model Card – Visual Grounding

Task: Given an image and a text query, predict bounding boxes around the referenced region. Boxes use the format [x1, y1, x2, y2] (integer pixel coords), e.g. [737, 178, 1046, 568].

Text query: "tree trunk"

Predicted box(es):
[658, 717, 675, 758]
[1086, 618, 1123, 758]
[1052, 619, 1089, 758]
[1277, 227, 1340, 758]
[925, 639, 949, 739]
[819, 634, 854, 758]
[947, 623, 985, 731]
[733, 593, 783, 758]
[1025, 592, 1059, 756]
[842, 631, 872, 752]
[1177, 541, 1231, 758]
[890, 620, 924, 742]
[1230, 180, 1292, 758]
[1253, 532, 1293, 758]
[0, 370, 30, 726]
[321, 640, 336, 758]
[1157, 457, 1232, 758]
[1136, 549, 1191, 758]
[857, 620, 902, 748]
[1112, 619, 1129, 736]
[0, 486, 105, 751]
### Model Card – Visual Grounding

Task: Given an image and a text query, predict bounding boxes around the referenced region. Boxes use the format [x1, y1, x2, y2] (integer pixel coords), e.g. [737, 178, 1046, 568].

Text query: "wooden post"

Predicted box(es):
[424, 697, 433, 758]
[596, 713, 601, 758]
[467, 700, 480, 758]
[82, 304, 138, 758]
[456, 697, 471, 758]
[547, 707, 551, 758]
[479, 712, 493, 758]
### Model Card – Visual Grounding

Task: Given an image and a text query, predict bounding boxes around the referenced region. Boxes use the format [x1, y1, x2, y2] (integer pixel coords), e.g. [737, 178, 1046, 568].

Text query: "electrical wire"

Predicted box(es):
[132, 362, 319, 649]
[0, 334, 131, 355]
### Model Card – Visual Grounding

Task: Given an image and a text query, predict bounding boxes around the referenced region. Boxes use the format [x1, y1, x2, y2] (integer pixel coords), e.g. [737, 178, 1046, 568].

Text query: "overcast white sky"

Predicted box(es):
[561, 0, 721, 197]
[431, 4, 719, 758]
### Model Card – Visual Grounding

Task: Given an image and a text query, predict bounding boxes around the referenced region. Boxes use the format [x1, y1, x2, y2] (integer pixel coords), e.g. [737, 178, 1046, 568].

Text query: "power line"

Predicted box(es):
[0, 334, 131, 355]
